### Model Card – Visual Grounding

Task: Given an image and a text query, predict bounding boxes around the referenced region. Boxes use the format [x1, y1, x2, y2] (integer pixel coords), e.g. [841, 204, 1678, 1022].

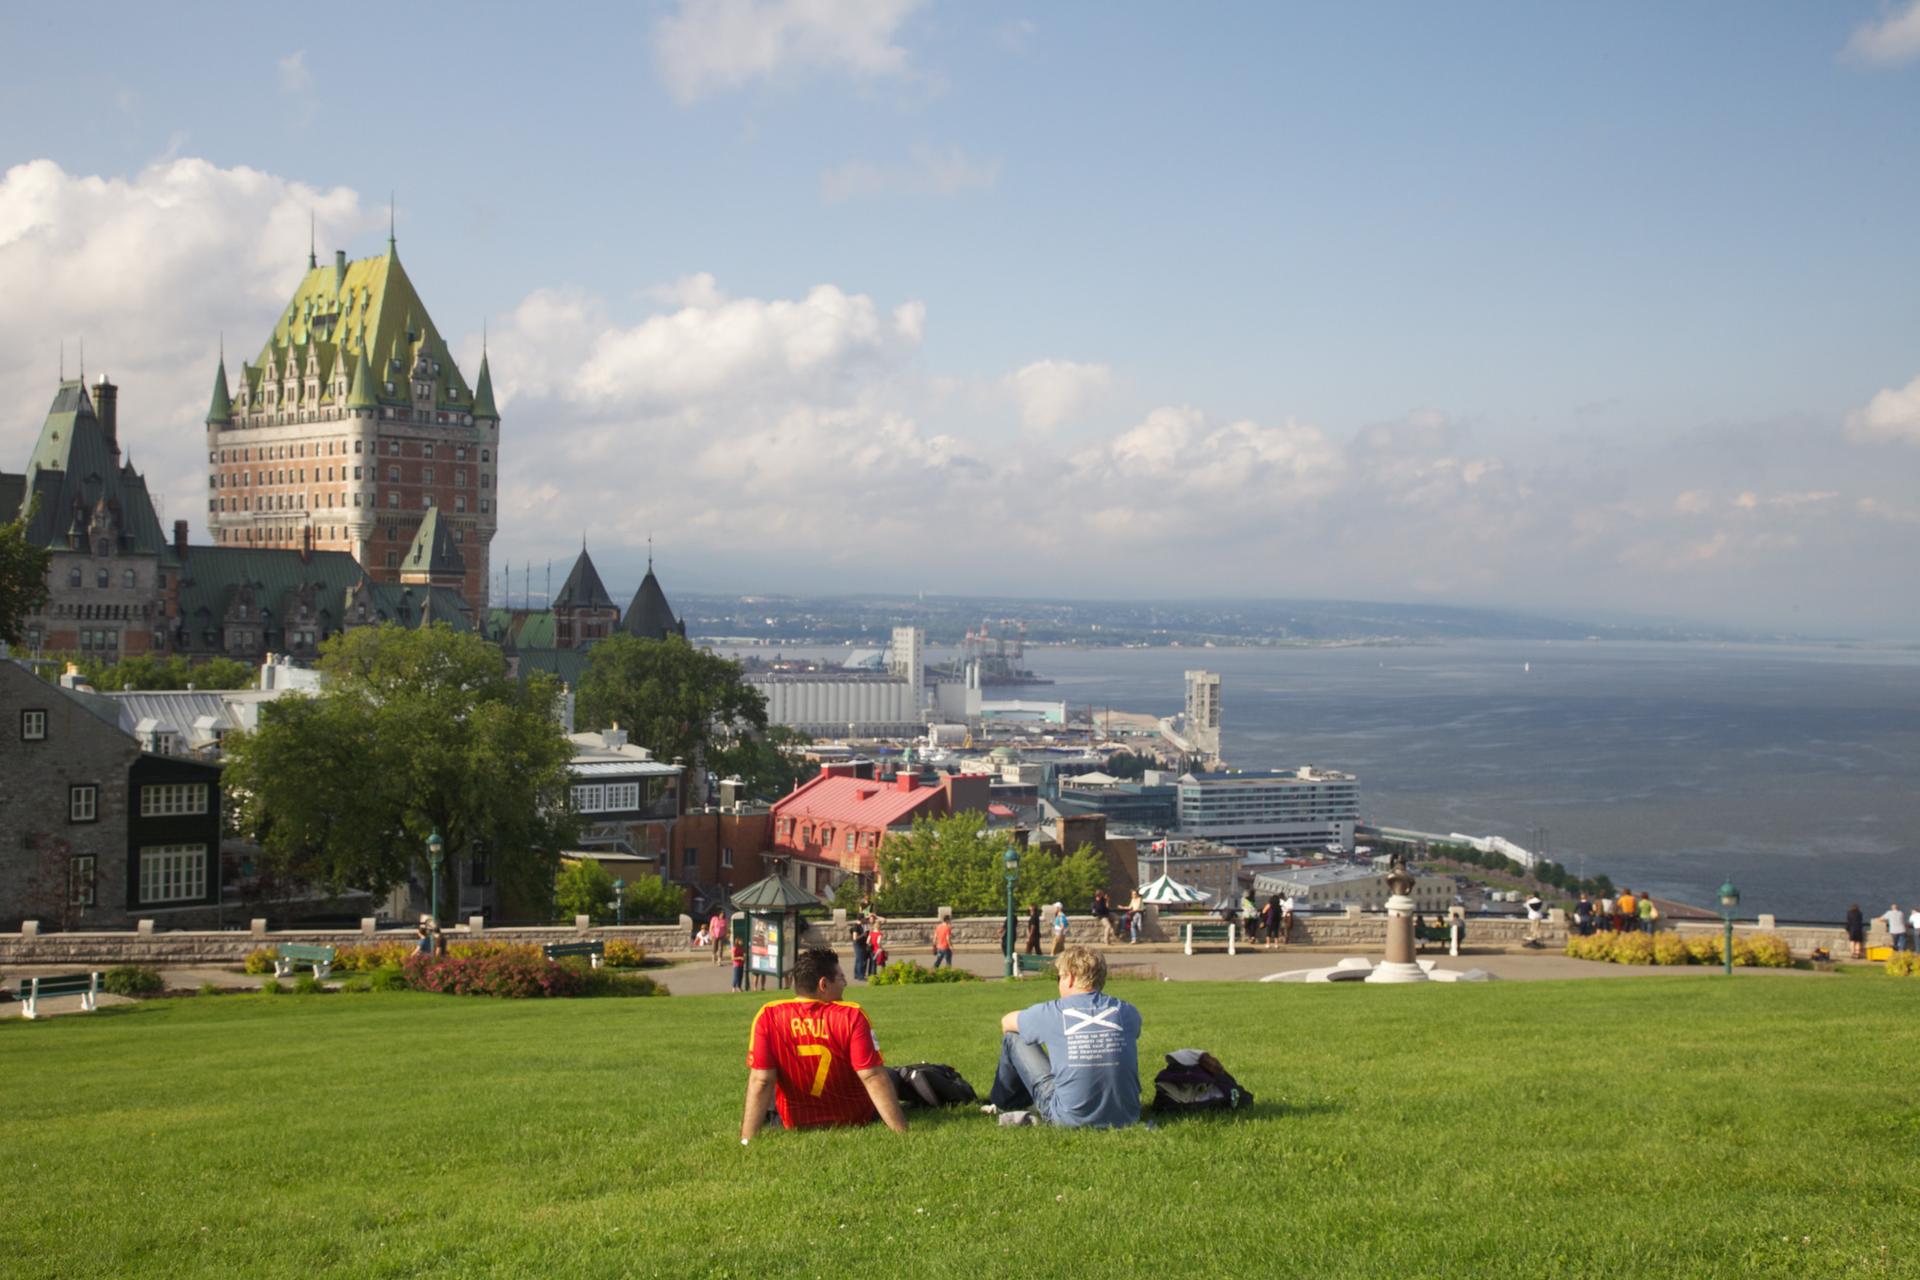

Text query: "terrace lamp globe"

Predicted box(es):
[426, 830, 445, 927]
[1718, 878, 1740, 976]
[1003, 845, 1021, 979]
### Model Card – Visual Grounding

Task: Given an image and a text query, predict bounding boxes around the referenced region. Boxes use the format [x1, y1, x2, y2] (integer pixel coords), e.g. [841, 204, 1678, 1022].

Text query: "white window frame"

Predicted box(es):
[141, 782, 209, 817]
[70, 854, 97, 906]
[139, 844, 208, 904]
[69, 784, 99, 823]
[21, 709, 46, 741]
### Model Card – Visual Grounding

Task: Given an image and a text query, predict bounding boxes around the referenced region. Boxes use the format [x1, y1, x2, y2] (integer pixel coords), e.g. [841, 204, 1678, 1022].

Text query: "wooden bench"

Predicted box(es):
[15, 972, 102, 1020]
[1015, 953, 1053, 976]
[274, 943, 336, 980]
[1183, 922, 1238, 956]
[544, 940, 605, 969]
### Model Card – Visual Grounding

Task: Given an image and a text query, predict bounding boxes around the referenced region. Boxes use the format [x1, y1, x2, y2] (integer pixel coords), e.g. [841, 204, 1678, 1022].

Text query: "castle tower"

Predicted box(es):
[552, 544, 619, 648]
[204, 237, 498, 611]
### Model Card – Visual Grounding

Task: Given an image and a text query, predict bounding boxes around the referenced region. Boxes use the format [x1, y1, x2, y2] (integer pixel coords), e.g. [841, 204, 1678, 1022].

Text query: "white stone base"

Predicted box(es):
[1364, 960, 1431, 984]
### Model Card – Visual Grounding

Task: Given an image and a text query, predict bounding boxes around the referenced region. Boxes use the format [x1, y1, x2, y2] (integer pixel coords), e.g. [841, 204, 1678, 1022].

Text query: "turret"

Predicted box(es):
[472, 351, 498, 420]
[205, 358, 233, 427]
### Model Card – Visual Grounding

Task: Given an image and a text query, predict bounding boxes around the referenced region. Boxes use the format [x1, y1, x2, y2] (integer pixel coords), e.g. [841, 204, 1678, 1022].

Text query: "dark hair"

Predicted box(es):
[793, 947, 842, 996]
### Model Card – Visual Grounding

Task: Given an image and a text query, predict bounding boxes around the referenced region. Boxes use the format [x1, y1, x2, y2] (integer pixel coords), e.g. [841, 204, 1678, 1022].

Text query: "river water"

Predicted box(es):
[717, 639, 1920, 920]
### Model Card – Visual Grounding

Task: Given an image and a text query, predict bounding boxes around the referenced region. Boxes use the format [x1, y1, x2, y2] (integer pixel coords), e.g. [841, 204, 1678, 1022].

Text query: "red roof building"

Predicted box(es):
[771, 763, 991, 887]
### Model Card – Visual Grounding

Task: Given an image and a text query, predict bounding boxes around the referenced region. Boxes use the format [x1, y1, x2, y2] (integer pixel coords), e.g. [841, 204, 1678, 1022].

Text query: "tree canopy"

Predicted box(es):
[871, 812, 1110, 916]
[576, 633, 768, 770]
[0, 497, 51, 647]
[69, 654, 255, 691]
[222, 624, 577, 922]
[712, 724, 813, 802]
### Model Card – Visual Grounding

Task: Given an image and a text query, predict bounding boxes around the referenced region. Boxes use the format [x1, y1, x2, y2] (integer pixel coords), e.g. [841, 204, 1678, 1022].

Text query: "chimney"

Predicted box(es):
[173, 519, 189, 557]
[93, 377, 118, 454]
[334, 248, 347, 286]
[602, 727, 628, 750]
[300, 526, 312, 563]
[895, 770, 917, 794]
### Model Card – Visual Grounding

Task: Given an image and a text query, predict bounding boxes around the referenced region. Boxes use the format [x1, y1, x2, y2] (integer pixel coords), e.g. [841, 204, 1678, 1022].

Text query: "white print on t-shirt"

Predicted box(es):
[1063, 1005, 1125, 1065]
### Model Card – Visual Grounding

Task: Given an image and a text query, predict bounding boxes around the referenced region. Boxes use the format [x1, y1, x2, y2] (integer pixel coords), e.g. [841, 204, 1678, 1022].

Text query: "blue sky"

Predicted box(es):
[4, 2, 1920, 634]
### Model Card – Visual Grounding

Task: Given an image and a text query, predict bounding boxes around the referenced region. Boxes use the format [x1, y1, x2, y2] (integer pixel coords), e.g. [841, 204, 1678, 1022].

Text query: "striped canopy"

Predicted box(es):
[1137, 872, 1212, 905]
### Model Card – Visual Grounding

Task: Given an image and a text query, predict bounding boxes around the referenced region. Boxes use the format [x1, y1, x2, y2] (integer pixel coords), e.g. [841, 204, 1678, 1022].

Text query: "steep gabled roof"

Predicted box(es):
[554, 547, 615, 611]
[472, 351, 498, 419]
[621, 567, 685, 641]
[17, 381, 174, 560]
[205, 358, 233, 426]
[402, 507, 465, 577]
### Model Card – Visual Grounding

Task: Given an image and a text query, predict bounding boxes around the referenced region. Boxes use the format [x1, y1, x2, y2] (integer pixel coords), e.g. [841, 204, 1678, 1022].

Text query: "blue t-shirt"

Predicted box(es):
[1016, 991, 1142, 1129]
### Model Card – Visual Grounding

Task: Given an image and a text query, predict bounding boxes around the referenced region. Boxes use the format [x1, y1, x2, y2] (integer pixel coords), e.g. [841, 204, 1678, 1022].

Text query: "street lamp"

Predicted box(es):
[1718, 877, 1740, 975]
[426, 830, 445, 927]
[1003, 845, 1021, 979]
[613, 879, 626, 926]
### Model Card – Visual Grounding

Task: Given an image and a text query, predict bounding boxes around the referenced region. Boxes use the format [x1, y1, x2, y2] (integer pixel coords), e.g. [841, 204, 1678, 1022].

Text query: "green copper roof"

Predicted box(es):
[15, 381, 174, 561]
[346, 353, 379, 409]
[206, 358, 233, 426]
[242, 248, 475, 413]
[471, 352, 498, 419]
[485, 608, 557, 649]
[402, 507, 466, 578]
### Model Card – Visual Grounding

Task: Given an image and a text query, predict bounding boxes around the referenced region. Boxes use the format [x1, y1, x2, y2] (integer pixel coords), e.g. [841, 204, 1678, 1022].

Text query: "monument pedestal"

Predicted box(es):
[1365, 890, 1430, 984]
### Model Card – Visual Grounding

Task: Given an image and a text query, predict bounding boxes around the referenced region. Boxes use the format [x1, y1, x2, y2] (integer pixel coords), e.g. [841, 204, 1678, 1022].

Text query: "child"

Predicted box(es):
[730, 937, 747, 992]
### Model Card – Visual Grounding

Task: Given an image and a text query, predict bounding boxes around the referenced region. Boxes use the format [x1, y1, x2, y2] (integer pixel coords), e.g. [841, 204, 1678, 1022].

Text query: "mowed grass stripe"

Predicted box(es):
[2, 975, 1916, 1279]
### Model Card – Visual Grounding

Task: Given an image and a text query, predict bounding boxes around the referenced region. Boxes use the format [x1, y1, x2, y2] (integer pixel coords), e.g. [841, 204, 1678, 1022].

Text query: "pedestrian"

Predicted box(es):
[1092, 890, 1116, 944]
[710, 910, 727, 964]
[1575, 896, 1593, 936]
[850, 920, 871, 981]
[1910, 905, 1920, 957]
[1125, 889, 1143, 944]
[415, 913, 438, 957]
[1617, 888, 1637, 934]
[1844, 904, 1866, 960]
[1050, 903, 1069, 956]
[932, 913, 954, 970]
[740, 947, 909, 1140]
[1281, 893, 1296, 944]
[1261, 895, 1281, 951]
[1524, 892, 1545, 947]
[1598, 894, 1616, 932]
[1885, 903, 1907, 954]
[1025, 904, 1043, 956]
[868, 917, 888, 972]
[1638, 894, 1658, 934]
[731, 935, 747, 992]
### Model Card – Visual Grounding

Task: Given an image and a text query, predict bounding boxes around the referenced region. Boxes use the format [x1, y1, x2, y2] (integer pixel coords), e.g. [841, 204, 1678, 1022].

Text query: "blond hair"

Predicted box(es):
[1056, 944, 1107, 992]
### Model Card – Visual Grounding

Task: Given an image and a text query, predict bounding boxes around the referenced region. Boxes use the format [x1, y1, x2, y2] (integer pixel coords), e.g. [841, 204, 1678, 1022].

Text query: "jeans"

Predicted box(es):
[1896, 933, 1910, 953]
[989, 1032, 1057, 1121]
[1128, 913, 1140, 943]
[731, 963, 744, 991]
[853, 951, 868, 981]
[933, 947, 952, 969]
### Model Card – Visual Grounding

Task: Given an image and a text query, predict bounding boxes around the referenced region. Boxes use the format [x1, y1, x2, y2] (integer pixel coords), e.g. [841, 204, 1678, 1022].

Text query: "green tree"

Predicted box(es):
[74, 654, 254, 691]
[555, 858, 616, 920]
[872, 812, 1109, 915]
[223, 623, 577, 923]
[712, 724, 813, 802]
[0, 496, 51, 646]
[577, 633, 768, 771]
[1104, 751, 1152, 780]
[621, 876, 688, 922]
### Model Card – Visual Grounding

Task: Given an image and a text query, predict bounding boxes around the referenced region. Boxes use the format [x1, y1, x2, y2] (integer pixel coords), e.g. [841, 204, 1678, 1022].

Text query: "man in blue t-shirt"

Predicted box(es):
[988, 944, 1142, 1128]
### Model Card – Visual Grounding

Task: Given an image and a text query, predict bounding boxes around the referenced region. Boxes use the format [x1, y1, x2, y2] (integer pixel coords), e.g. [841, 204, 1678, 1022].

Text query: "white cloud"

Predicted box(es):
[1843, 1, 1920, 67]
[653, 0, 925, 104]
[1004, 358, 1111, 430]
[820, 143, 999, 203]
[1847, 371, 1920, 444]
[0, 158, 371, 522]
[277, 50, 313, 94]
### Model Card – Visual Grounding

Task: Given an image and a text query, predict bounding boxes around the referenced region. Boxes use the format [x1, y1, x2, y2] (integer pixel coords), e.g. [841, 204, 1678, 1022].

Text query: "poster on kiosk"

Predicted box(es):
[749, 916, 785, 980]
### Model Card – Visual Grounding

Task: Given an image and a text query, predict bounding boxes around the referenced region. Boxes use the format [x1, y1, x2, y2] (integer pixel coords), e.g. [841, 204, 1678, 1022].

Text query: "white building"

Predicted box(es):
[1251, 863, 1453, 913]
[1184, 669, 1221, 764]
[1167, 766, 1359, 851]
[749, 627, 956, 737]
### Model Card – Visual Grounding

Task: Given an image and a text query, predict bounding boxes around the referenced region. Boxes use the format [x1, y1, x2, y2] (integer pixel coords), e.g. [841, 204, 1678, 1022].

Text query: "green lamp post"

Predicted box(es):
[613, 879, 626, 926]
[426, 829, 445, 927]
[1003, 845, 1021, 979]
[1718, 877, 1740, 975]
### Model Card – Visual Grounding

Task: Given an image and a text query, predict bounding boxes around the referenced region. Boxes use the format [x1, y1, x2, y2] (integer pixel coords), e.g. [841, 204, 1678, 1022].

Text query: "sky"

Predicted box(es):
[3, 1, 1920, 636]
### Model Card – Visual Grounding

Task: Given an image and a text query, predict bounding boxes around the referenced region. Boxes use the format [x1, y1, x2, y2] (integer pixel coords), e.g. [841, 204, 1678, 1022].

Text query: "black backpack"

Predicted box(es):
[889, 1062, 978, 1108]
[1150, 1049, 1253, 1113]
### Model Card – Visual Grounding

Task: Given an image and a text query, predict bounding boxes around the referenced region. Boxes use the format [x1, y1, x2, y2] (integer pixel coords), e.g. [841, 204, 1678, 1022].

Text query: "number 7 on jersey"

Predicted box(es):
[795, 1044, 833, 1096]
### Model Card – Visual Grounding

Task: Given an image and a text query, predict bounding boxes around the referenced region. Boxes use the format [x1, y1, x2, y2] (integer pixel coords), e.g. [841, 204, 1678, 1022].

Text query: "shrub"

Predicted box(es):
[621, 876, 688, 922]
[243, 948, 277, 975]
[1886, 952, 1920, 977]
[604, 938, 648, 968]
[260, 979, 287, 996]
[338, 974, 374, 994]
[566, 962, 667, 998]
[292, 974, 325, 995]
[102, 965, 164, 996]
[332, 941, 413, 972]
[444, 940, 542, 962]
[1746, 934, 1793, 968]
[1686, 935, 1725, 966]
[868, 960, 981, 986]
[555, 858, 615, 921]
[1652, 932, 1691, 966]
[1607, 932, 1655, 966]
[369, 965, 409, 992]
[402, 950, 583, 998]
[198, 982, 222, 997]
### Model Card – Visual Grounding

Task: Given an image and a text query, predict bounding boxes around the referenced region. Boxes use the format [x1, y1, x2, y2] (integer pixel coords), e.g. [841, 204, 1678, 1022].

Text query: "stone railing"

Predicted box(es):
[0, 908, 1852, 967]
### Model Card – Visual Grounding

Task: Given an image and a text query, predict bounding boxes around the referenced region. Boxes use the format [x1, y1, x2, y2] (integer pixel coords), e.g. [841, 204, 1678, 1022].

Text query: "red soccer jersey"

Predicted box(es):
[747, 998, 884, 1128]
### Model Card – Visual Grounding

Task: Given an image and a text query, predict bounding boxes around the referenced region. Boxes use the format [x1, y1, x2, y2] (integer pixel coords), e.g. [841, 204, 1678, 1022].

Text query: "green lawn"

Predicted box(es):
[3, 976, 1916, 1278]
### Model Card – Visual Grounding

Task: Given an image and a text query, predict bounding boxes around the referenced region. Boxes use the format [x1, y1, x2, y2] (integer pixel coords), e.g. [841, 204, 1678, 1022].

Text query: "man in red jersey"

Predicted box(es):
[740, 947, 909, 1142]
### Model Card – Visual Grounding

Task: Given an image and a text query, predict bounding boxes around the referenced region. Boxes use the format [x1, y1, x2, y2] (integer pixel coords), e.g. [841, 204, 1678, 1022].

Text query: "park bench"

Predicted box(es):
[1016, 953, 1053, 976]
[274, 944, 336, 980]
[543, 940, 605, 969]
[1183, 921, 1238, 956]
[15, 972, 102, 1020]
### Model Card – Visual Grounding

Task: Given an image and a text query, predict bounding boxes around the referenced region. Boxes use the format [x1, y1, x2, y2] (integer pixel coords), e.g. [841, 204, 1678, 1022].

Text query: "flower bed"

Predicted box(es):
[1565, 931, 1793, 967]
